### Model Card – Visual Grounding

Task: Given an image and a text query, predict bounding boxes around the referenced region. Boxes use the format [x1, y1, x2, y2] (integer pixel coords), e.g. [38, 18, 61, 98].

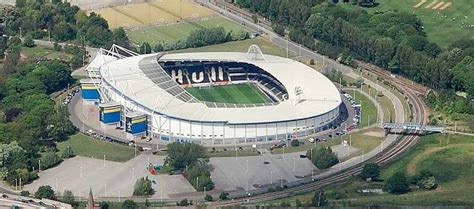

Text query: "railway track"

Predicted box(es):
[207, 67, 428, 208]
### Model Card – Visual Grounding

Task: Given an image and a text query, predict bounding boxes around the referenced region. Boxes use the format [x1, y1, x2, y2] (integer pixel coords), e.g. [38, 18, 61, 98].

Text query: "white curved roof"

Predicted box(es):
[99, 52, 341, 124]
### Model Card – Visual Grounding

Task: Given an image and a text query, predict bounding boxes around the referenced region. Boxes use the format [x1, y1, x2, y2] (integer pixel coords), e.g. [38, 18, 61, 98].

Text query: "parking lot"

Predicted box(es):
[25, 154, 196, 199]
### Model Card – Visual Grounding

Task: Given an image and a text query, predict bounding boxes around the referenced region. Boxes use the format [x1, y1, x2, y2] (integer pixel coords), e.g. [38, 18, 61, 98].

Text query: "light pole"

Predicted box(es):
[293, 156, 296, 173]
[196, 176, 199, 190]
[270, 170, 273, 185]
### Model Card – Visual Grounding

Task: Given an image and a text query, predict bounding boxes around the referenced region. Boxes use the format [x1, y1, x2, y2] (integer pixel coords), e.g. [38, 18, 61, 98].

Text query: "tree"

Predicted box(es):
[280, 201, 291, 207]
[385, 171, 410, 194]
[61, 190, 75, 205]
[290, 139, 300, 147]
[310, 189, 327, 207]
[133, 176, 154, 196]
[20, 190, 30, 196]
[113, 27, 133, 50]
[165, 142, 207, 170]
[186, 163, 214, 191]
[360, 162, 380, 180]
[139, 42, 152, 54]
[40, 151, 61, 170]
[219, 192, 229, 200]
[204, 194, 213, 201]
[100, 201, 110, 209]
[61, 146, 75, 159]
[23, 36, 35, 47]
[153, 43, 164, 52]
[121, 200, 137, 209]
[307, 147, 339, 169]
[178, 198, 190, 206]
[35, 185, 56, 200]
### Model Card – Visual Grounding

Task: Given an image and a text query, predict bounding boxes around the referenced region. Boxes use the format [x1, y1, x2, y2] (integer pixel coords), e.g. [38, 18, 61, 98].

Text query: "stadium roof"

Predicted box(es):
[99, 52, 342, 124]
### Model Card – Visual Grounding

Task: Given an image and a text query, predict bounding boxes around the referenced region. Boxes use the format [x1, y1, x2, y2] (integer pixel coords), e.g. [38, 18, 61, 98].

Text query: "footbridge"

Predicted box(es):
[383, 123, 444, 134]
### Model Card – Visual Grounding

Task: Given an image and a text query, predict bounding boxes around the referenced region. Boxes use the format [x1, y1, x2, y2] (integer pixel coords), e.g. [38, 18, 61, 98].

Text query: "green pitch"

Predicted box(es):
[126, 17, 247, 45]
[186, 83, 270, 104]
[341, 0, 474, 48]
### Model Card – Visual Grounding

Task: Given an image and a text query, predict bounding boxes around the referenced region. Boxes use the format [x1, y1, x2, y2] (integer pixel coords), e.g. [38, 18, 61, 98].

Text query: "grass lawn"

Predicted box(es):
[262, 134, 474, 207]
[57, 134, 136, 162]
[271, 128, 383, 156]
[21, 45, 72, 60]
[340, 0, 474, 48]
[126, 17, 247, 45]
[173, 37, 296, 58]
[186, 83, 270, 104]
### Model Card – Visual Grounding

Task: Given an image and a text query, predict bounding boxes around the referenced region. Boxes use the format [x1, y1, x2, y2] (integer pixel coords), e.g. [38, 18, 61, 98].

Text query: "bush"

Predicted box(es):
[53, 42, 62, 51]
[133, 176, 154, 196]
[121, 200, 137, 209]
[290, 139, 300, 147]
[186, 163, 214, 191]
[40, 151, 62, 170]
[310, 190, 327, 207]
[307, 147, 339, 169]
[280, 201, 291, 207]
[360, 163, 380, 181]
[20, 190, 30, 196]
[61, 146, 75, 159]
[60, 190, 75, 205]
[411, 170, 437, 190]
[23, 36, 35, 47]
[385, 171, 410, 194]
[177, 198, 190, 206]
[35, 185, 56, 200]
[204, 194, 213, 201]
[219, 192, 229, 200]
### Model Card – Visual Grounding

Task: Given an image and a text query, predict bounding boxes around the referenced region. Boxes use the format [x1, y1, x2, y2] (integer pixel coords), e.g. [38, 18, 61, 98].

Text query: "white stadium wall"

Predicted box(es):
[94, 50, 343, 146]
[102, 77, 339, 145]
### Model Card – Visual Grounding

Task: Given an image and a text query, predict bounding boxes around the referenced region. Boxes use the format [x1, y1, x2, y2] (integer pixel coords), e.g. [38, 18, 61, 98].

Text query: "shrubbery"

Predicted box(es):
[307, 147, 339, 169]
[133, 176, 154, 196]
[385, 171, 410, 194]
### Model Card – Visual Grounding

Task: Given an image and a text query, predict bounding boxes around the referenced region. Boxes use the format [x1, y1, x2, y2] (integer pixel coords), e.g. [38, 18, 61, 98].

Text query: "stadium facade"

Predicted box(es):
[84, 45, 342, 145]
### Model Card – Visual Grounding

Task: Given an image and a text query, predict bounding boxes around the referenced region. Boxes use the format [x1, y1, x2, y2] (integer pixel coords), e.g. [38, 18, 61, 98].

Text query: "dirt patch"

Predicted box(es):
[431, 1, 446, 10]
[363, 131, 385, 138]
[425, 0, 439, 9]
[439, 2, 452, 10]
[414, 0, 427, 8]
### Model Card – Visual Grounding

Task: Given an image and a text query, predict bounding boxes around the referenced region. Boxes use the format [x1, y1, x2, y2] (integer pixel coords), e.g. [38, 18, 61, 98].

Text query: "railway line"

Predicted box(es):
[207, 69, 428, 208]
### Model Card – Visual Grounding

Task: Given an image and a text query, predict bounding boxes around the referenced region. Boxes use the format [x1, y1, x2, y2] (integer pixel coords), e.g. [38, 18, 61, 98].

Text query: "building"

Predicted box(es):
[84, 45, 342, 146]
[86, 188, 100, 209]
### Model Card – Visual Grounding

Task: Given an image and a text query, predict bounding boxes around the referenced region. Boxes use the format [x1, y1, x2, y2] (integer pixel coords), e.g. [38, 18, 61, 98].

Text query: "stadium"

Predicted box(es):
[84, 45, 342, 145]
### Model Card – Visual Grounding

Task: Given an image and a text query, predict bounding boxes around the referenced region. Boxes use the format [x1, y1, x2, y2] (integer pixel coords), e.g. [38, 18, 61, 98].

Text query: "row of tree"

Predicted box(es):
[1, 0, 133, 49]
[140, 27, 250, 54]
[165, 143, 214, 191]
[235, 0, 474, 114]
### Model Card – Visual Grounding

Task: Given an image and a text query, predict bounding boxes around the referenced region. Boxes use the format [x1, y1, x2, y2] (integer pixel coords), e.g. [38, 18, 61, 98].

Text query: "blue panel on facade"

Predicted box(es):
[101, 112, 121, 124]
[131, 122, 147, 134]
[82, 89, 100, 100]
[160, 135, 170, 141]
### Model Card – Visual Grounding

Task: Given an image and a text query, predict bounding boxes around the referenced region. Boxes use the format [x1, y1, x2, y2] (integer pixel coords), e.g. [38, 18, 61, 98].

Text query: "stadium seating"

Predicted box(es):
[158, 60, 289, 103]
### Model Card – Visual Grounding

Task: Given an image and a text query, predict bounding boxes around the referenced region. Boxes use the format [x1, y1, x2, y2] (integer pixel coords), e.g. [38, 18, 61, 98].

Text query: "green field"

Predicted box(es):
[126, 17, 247, 45]
[342, 0, 474, 47]
[186, 83, 270, 104]
[21, 46, 73, 60]
[57, 134, 136, 162]
[263, 134, 474, 207]
[174, 37, 297, 58]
